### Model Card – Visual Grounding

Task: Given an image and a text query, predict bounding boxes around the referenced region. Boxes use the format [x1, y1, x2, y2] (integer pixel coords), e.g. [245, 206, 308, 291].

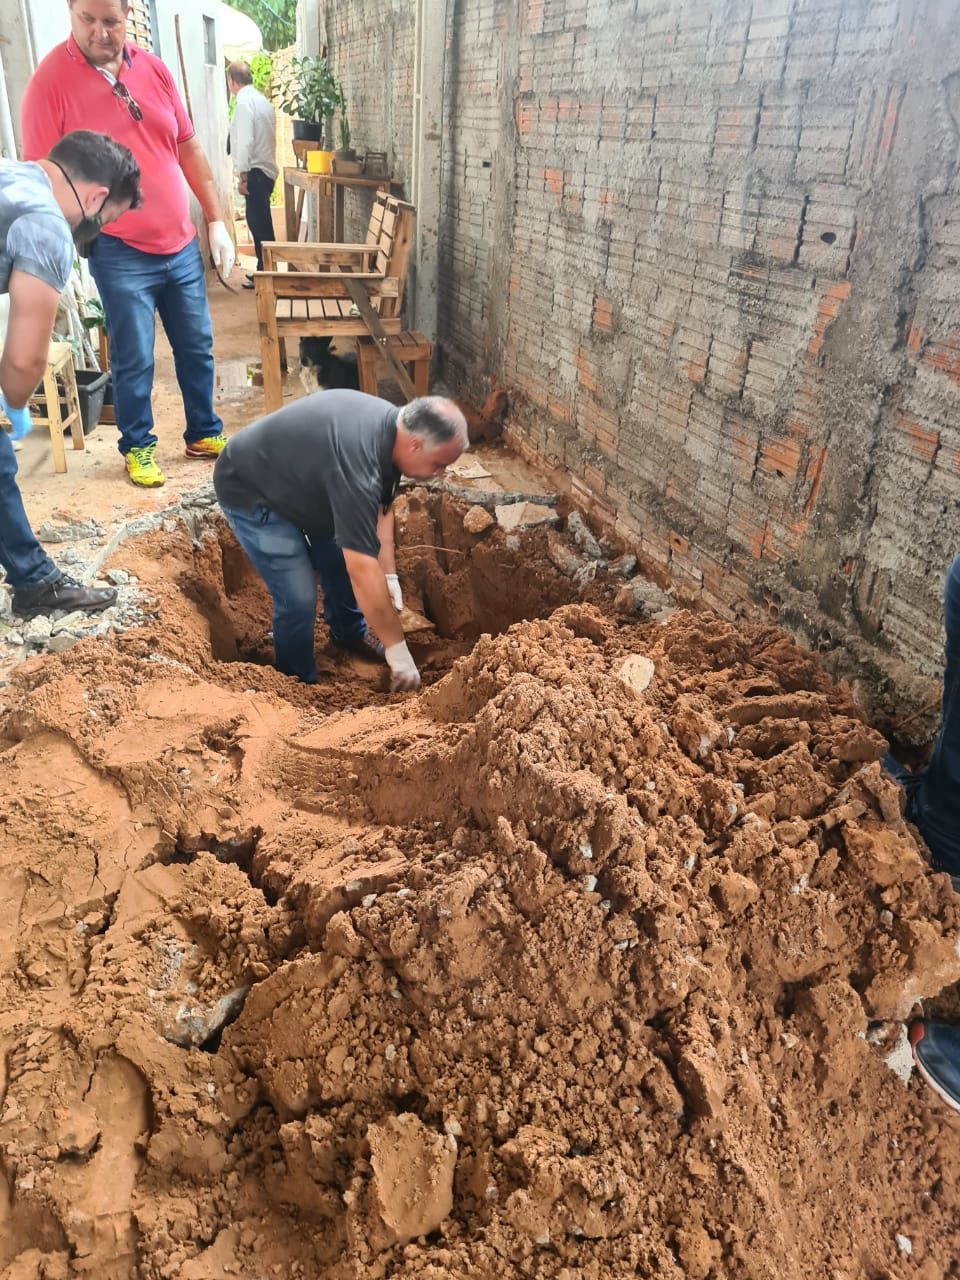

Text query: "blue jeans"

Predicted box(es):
[218, 502, 366, 683]
[0, 429, 59, 591]
[88, 235, 223, 454]
[912, 555, 960, 875]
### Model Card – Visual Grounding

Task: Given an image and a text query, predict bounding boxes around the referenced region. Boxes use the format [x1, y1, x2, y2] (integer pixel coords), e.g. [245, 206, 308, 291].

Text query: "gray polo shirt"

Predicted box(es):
[0, 159, 73, 296]
[213, 389, 401, 558]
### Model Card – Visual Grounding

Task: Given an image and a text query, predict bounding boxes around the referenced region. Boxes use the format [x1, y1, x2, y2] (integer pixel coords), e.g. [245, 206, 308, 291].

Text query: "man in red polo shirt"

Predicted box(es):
[21, 0, 236, 488]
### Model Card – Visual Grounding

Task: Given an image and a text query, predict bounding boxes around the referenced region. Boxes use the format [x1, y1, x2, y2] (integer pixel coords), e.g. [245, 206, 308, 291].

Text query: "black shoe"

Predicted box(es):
[12, 573, 117, 619]
[242, 279, 255, 290]
[332, 630, 385, 663]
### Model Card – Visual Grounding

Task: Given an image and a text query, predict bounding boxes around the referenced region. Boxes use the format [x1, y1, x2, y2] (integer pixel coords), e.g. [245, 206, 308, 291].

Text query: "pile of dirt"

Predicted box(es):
[1, 496, 959, 1280]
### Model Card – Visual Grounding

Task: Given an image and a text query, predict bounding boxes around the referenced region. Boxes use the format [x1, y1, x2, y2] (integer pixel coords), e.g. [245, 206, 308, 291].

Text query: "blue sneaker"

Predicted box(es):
[910, 1021, 960, 1113]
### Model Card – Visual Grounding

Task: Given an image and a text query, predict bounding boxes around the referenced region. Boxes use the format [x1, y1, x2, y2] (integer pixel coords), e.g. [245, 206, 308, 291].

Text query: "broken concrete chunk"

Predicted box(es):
[37, 517, 104, 543]
[613, 575, 676, 618]
[607, 552, 638, 578]
[463, 504, 495, 536]
[47, 634, 80, 654]
[546, 529, 593, 579]
[566, 510, 604, 560]
[161, 986, 250, 1048]
[447, 457, 492, 480]
[495, 502, 560, 533]
[23, 616, 53, 644]
[617, 654, 656, 695]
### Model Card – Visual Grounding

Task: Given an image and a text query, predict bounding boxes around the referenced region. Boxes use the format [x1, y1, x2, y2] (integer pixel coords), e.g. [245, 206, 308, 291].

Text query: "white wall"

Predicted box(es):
[153, 0, 232, 239]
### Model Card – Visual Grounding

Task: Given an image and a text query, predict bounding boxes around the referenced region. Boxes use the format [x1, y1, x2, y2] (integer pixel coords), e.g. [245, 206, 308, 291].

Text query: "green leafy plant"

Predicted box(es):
[277, 55, 342, 141]
[250, 50, 274, 95]
[81, 297, 105, 332]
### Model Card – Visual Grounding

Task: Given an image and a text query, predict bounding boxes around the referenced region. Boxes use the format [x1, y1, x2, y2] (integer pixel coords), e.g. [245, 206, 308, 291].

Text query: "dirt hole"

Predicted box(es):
[180, 486, 579, 686]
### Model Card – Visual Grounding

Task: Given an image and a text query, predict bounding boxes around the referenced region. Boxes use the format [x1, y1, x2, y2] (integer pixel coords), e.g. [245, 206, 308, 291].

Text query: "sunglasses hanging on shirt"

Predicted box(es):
[112, 81, 143, 122]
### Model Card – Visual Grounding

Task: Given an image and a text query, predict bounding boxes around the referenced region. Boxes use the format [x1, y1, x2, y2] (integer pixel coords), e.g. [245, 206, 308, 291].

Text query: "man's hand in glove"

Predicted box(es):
[208, 221, 236, 278]
[385, 640, 421, 692]
[0, 395, 32, 441]
[385, 573, 403, 612]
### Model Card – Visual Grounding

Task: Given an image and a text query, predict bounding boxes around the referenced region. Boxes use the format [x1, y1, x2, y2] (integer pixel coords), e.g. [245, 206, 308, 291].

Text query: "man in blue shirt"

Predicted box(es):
[1, 130, 140, 617]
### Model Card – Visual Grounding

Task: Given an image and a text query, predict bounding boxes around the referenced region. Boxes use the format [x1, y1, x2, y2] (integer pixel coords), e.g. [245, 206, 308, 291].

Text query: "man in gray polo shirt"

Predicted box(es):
[214, 391, 468, 689]
[1, 130, 141, 618]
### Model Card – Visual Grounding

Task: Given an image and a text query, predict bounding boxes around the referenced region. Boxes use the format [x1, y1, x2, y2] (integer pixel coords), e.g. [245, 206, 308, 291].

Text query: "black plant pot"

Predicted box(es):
[292, 119, 323, 142]
[75, 369, 109, 434]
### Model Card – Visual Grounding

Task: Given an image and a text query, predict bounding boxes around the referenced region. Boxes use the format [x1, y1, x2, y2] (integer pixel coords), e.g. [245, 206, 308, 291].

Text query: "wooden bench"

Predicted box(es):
[356, 331, 433, 397]
[255, 191, 416, 410]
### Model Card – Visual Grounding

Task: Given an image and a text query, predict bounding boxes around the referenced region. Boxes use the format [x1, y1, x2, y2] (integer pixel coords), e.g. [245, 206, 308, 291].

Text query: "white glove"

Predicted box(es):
[385, 640, 421, 692]
[208, 221, 236, 278]
[385, 573, 403, 612]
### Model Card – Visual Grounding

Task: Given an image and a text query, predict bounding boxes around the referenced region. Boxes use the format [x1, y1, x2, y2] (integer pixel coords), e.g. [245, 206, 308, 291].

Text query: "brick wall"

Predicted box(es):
[325, 0, 960, 690]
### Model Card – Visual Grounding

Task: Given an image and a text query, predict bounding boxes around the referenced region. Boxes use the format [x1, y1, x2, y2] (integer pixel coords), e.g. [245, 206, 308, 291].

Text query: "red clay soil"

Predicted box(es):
[0, 493, 958, 1280]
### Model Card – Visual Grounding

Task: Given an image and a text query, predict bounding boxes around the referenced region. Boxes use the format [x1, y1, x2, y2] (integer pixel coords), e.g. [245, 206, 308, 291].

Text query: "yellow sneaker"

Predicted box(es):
[185, 433, 228, 459]
[125, 444, 165, 487]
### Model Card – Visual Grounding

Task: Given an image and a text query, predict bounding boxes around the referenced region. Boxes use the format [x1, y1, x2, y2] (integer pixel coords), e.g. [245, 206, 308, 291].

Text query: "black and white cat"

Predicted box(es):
[298, 337, 360, 394]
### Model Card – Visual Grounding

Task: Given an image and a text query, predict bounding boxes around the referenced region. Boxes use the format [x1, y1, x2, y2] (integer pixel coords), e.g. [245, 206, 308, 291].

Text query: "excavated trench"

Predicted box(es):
[1, 486, 959, 1280]
[181, 488, 579, 685]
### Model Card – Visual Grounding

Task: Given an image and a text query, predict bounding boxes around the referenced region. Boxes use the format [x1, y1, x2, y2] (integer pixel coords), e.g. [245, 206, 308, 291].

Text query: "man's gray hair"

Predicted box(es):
[228, 61, 254, 86]
[398, 396, 469, 449]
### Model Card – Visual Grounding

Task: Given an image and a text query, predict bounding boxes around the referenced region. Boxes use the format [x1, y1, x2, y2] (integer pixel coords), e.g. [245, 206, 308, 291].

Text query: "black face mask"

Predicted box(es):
[51, 160, 107, 254]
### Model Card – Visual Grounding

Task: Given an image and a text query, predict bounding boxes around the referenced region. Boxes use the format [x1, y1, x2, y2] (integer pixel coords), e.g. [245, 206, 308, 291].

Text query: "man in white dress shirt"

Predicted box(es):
[227, 61, 278, 288]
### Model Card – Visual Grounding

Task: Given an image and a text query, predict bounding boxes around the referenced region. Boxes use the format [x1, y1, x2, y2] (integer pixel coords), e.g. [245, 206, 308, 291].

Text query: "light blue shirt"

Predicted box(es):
[0, 158, 73, 296]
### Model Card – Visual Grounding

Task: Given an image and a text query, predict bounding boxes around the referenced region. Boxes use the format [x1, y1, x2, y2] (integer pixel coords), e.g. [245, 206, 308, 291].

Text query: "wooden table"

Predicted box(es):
[282, 169, 401, 243]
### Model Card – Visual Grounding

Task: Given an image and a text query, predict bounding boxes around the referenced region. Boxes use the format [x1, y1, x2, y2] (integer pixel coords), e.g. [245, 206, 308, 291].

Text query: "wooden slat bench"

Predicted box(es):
[255, 191, 416, 410]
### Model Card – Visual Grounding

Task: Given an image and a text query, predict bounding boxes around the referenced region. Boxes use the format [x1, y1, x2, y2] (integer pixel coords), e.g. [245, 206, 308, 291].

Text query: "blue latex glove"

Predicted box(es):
[0, 395, 32, 441]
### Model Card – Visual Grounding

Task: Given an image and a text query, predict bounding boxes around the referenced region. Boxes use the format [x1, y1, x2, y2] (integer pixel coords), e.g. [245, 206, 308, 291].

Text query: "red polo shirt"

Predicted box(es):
[21, 36, 196, 256]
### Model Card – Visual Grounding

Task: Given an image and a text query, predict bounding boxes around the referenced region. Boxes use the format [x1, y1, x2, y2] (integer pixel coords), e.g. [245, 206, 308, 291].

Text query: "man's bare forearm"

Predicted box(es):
[179, 138, 224, 224]
[0, 351, 45, 408]
[377, 508, 397, 576]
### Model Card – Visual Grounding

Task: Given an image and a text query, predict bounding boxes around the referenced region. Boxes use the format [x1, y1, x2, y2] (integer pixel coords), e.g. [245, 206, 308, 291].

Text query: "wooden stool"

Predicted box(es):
[29, 342, 86, 473]
[0, 341, 85, 473]
[356, 331, 433, 399]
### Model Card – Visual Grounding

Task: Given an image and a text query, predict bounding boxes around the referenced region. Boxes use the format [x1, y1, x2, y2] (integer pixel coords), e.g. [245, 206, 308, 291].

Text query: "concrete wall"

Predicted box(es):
[321, 0, 960, 693]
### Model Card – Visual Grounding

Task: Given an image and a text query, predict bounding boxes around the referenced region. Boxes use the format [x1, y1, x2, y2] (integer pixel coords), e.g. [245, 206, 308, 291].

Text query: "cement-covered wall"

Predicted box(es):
[324, 0, 960, 689]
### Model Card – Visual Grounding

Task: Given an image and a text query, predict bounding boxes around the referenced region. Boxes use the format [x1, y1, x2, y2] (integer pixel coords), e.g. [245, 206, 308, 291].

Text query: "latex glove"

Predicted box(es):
[208, 220, 236, 278]
[385, 573, 403, 612]
[0, 395, 32, 441]
[385, 640, 421, 692]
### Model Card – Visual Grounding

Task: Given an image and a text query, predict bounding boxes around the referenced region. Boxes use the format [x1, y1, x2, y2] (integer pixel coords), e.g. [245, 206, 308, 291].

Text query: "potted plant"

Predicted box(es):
[277, 55, 341, 145]
[335, 109, 356, 161]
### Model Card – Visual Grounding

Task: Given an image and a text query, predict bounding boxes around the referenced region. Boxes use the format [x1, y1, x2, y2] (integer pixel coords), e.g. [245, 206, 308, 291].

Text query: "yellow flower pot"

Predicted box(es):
[306, 149, 334, 175]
